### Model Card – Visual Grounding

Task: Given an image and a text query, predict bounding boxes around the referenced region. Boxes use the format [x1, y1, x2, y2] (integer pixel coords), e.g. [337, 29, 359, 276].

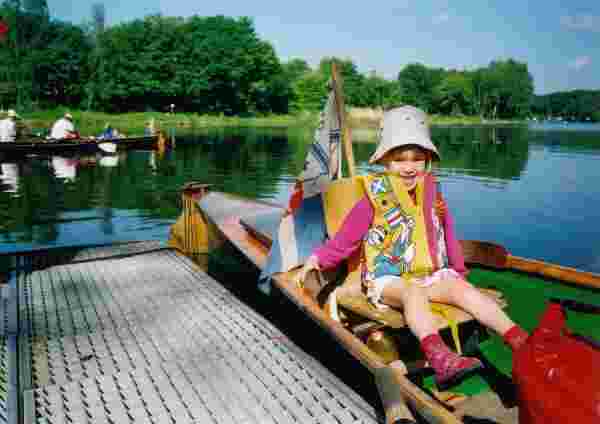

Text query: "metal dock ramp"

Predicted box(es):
[1, 242, 379, 423]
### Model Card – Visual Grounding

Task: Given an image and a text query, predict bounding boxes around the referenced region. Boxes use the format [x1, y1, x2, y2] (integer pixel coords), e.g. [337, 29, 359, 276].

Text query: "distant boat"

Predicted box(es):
[0, 135, 160, 156]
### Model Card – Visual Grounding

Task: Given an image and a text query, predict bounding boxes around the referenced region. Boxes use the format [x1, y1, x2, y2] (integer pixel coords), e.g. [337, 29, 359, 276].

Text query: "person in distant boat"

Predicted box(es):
[0, 109, 19, 142]
[50, 112, 77, 139]
[294, 106, 529, 390]
[98, 123, 123, 140]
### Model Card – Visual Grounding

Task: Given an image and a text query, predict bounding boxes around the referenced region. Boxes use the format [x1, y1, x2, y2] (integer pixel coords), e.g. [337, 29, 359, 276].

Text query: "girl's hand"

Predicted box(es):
[293, 254, 320, 288]
[435, 198, 447, 219]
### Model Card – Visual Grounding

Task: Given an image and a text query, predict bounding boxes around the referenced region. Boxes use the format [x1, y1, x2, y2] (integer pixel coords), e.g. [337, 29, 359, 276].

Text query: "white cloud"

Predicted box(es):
[560, 15, 600, 32]
[432, 12, 450, 25]
[568, 56, 591, 71]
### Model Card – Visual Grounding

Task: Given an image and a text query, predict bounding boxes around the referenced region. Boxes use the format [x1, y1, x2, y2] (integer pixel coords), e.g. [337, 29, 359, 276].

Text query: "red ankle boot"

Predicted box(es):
[503, 325, 529, 352]
[420, 334, 483, 391]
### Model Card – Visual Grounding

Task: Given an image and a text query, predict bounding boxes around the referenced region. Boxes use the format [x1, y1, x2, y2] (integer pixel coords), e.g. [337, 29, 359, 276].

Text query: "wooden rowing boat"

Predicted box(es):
[168, 184, 600, 424]
[168, 66, 600, 423]
[0, 134, 164, 156]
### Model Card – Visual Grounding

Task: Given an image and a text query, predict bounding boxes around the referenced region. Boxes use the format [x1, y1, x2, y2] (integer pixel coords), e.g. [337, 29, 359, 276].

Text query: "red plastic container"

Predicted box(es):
[513, 303, 600, 424]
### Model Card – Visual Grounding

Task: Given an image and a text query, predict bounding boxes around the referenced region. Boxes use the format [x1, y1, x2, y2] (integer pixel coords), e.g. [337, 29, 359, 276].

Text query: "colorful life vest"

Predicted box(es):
[360, 172, 447, 283]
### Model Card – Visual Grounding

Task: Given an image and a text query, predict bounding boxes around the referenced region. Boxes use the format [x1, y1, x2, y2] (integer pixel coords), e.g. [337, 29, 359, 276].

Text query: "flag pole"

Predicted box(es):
[331, 62, 356, 177]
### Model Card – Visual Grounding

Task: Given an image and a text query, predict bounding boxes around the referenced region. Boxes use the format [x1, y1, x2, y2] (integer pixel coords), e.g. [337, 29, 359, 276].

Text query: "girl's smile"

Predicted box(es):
[381, 147, 428, 190]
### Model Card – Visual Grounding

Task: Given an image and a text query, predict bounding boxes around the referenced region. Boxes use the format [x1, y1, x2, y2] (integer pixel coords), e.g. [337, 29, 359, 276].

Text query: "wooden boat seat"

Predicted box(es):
[336, 287, 507, 332]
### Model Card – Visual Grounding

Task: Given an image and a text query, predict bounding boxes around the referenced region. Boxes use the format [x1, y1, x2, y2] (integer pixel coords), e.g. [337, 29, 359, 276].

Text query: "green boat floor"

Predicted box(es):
[424, 266, 600, 396]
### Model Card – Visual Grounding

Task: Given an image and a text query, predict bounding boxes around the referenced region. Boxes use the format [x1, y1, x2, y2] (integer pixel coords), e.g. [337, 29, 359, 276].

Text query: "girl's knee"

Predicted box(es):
[402, 284, 427, 303]
[383, 282, 423, 305]
[447, 279, 476, 303]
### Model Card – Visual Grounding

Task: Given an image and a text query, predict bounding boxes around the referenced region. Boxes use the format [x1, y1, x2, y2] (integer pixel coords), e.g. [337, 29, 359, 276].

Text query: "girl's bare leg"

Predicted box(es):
[380, 279, 438, 339]
[380, 277, 516, 336]
[420, 278, 515, 336]
[380, 277, 485, 388]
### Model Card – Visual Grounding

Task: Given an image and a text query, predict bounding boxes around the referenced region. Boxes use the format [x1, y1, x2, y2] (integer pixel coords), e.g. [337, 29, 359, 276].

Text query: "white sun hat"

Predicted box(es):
[369, 105, 440, 164]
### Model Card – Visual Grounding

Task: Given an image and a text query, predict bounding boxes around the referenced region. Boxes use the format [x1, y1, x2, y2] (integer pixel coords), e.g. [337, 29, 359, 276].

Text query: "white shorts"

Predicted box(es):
[365, 268, 461, 309]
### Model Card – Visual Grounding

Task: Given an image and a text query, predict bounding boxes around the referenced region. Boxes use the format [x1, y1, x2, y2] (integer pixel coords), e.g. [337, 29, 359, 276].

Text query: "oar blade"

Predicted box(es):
[373, 364, 417, 424]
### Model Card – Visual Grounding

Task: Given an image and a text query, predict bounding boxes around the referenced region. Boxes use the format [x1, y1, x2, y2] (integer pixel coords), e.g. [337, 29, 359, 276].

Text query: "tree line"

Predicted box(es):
[531, 90, 600, 122]
[1, 3, 595, 121]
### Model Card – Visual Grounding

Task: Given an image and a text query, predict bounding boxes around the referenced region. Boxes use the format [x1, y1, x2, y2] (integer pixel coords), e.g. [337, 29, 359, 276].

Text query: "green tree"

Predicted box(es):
[481, 59, 533, 119]
[291, 70, 327, 111]
[397, 63, 444, 112]
[282, 58, 310, 82]
[0, 1, 89, 109]
[89, 15, 281, 114]
[434, 71, 474, 115]
[30, 21, 90, 106]
[532, 90, 600, 122]
[362, 72, 402, 109]
[277, 59, 311, 113]
[318, 57, 368, 106]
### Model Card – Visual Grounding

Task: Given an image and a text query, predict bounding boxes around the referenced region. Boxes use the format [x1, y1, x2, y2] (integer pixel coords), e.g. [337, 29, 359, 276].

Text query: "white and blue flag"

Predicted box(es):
[259, 87, 343, 291]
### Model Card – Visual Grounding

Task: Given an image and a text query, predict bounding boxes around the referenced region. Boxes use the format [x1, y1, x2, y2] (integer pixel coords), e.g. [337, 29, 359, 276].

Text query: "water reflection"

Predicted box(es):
[0, 163, 19, 194]
[99, 155, 119, 168]
[0, 125, 599, 274]
[51, 156, 78, 181]
[430, 126, 530, 183]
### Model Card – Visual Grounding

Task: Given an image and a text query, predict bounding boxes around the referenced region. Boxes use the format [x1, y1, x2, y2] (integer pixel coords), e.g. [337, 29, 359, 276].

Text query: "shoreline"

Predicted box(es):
[17, 109, 527, 135]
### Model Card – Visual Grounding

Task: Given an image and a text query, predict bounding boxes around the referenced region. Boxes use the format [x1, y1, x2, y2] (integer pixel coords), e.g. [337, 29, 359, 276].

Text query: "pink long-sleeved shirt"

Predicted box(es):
[313, 177, 467, 277]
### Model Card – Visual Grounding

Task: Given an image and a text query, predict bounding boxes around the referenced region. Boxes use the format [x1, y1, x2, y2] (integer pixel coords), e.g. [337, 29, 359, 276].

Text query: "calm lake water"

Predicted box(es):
[1, 123, 600, 274]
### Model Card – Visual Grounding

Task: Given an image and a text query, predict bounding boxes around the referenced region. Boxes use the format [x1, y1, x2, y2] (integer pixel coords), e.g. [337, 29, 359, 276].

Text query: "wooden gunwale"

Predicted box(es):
[460, 240, 600, 290]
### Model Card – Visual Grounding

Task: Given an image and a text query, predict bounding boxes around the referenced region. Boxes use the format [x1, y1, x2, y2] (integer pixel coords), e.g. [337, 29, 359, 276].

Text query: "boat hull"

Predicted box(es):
[0, 135, 159, 156]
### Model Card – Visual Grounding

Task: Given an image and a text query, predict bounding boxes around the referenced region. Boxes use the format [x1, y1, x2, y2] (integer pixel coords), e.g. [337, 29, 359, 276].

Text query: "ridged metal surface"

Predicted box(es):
[18, 245, 378, 423]
[1, 269, 18, 424]
[0, 337, 9, 424]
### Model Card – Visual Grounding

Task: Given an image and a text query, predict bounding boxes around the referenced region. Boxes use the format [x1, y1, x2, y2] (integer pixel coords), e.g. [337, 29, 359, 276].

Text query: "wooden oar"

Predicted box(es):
[460, 240, 600, 290]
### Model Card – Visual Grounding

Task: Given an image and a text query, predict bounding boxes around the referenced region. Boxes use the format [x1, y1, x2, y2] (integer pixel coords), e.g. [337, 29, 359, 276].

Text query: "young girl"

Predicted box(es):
[295, 106, 528, 389]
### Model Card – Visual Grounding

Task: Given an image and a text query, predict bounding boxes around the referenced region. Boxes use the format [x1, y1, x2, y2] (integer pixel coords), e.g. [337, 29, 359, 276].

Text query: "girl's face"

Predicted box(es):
[380, 146, 428, 190]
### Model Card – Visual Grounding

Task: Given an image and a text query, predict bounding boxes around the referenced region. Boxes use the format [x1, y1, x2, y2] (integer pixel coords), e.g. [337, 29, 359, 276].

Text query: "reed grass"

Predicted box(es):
[15, 108, 523, 137]
[19, 109, 319, 136]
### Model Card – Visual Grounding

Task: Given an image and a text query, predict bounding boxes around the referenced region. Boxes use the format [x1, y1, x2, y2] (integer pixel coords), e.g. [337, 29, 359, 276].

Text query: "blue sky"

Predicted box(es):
[49, 0, 599, 94]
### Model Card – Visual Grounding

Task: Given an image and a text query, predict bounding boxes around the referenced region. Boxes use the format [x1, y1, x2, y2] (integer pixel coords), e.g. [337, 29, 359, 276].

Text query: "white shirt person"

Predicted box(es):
[50, 113, 76, 139]
[0, 109, 18, 142]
